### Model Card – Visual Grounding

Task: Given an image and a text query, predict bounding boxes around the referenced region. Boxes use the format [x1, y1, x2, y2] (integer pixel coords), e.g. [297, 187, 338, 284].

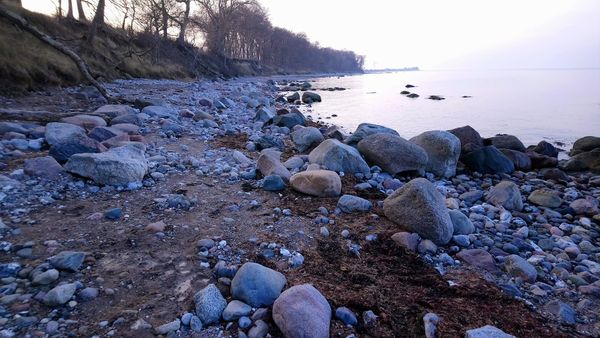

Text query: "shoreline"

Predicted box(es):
[0, 77, 598, 337]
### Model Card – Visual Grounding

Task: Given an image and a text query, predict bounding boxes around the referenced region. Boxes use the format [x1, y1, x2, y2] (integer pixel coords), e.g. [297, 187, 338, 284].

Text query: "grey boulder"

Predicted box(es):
[345, 123, 399, 147]
[410, 130, 461, 177]
[308, 139, 370, 175]
[487, 134, 526, 152]
[291, 127, 324, 152]
[337, 195, 372, 213]
[49, 251, 86, 271]
[257, 150, 291, 181]
[44, 283, 77, 306]
[504, 254, 537, 282]
[24, 156, 65, 179]
[447, 125, 483, 154]
[485, 181, 523, 211]
[194, 284, 227, 325]
[45, 122, 103, 162]
[465, 325, 516, 338]
[358, 133, 428, 175]
[383, 178, 453, 245]
[273, 284, 331, 338]
[231, 262, 286, 307]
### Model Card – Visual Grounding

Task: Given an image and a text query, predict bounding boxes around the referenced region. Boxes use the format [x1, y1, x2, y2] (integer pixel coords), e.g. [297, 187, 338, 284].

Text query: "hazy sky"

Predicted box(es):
[22, 0, 600, 70]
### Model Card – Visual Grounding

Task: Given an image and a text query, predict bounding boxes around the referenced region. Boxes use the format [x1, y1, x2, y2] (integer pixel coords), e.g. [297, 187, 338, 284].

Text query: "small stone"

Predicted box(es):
[145, 221, 166, 232]
[32, 269, 59, 285]
[239, 316, 252, 329]
[335, 307, 357, 326]
[248, 320, 269, 338]
[44, 283, 77, 306]
[222, 300, 252, 321]
[104, 208, 123, 220]
[504, 255, 537, 282]
[155, 319, 180, 335]
[337, 195, 372, 213]
[49, 251, 85, 272]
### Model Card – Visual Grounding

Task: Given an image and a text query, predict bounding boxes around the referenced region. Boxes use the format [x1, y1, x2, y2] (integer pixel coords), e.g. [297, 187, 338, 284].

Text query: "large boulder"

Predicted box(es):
[358, 134, 428, 175]
[272, 284, 331, 338]
[64, 143, 148, 186]
[60, 114, 106, 131]
[24, 156, 65, 179]
[231, 262, 287, 307]
[291, 127, 324, 152]
[500, 149, 532, 171]
[461, 146, 514, 174]
[561, 148, 600, 173]
[447, 125, 483, 154]
[529, 140, 559, 158]
[487, 134, 526, 152]
[570, 136, 600, 156]
[410, 130, 460, 177]
[485, 181, 523, 211]
[344, 123, 399, 147]
[301, 92, 322, 104]
[273, 110, 306, 128]
[308, 139, 370, 175]
[289, 170, 341, 197]
[257, 150, 291, 181]
[383, 178, 453, 245]
[45, 123, 103, 162]
[194, 284, 227, 325]
[254, 107, 276, 123]
[527, 151, 558, 169]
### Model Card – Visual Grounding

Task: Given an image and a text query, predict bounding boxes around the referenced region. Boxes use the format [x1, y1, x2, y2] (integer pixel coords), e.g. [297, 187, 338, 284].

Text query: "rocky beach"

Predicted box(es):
[0, 77, 599, 338]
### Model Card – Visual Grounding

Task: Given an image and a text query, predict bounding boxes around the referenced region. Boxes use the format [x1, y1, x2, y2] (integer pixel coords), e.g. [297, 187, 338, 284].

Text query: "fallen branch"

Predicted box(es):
[0, 108, 115, 123]
[0, 5, 111, 101]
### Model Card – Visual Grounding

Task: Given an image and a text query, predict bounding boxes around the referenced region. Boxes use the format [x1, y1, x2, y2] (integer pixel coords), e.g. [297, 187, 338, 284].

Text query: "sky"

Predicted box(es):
[22, 0, 600, 70]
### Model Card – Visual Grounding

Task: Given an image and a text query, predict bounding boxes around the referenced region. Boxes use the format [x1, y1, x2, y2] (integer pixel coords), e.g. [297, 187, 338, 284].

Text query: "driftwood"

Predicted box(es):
[0, 108, 115, 123]
[0, 5, 111, 101]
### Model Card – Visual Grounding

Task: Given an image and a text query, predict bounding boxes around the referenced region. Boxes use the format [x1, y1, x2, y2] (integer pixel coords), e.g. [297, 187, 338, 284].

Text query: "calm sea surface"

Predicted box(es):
[303, 69, 600, 148]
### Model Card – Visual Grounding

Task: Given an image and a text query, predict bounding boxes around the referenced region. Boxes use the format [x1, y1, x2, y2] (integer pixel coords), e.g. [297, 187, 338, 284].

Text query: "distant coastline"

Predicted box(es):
[365, 67, 420, 74]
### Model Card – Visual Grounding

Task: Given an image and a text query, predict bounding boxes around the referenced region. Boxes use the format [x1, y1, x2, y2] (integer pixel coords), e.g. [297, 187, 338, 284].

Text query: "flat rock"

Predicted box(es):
[358, 133, 428, 175]
[528, 189, 562, 208]
[308, 139, 370, 175]
[456, 249, 497, 272]
[24, 156, 65, 179]
[289, 170, 341, 197]
[64, 143, 148, 186]
[383, 178, 453, 245]
[273, 284, 331, 338]
[94, 104, 137, 118]
[231, 262, 287, 307]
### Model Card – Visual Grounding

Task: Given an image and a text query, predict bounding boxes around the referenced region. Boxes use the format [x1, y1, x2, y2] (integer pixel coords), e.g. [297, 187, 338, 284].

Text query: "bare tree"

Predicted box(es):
[76, 0, 87, 21]
[66, 0, 74, 19]
[87, 0, 105, 44]
[174, 0, 191, 46]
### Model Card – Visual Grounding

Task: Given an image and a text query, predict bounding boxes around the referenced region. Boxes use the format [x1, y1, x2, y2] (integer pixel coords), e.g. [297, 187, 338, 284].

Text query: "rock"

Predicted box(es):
[383, 178, 453, 245]
[410, 130, 461, 177]
[562, 148, 600, 173]
[344, 123, 399, 147]
[569, 197, 599, 216]
[448, 210, 475, 235]
[110, 114, 141, 126]
[254, 107, 275, 123]
[104, 207, 122, 220]
[459, 190, 484, 204]
[256, 150, 291, 181]
[0, 263, 21, 278]
[263, 175, 286, 191]
[544, 300, 576, 325]
[248, 320, 269, 338]
[272, 284, 330, 338]
[528, 189, 562, 208]
[487, 134, 526, 152]
[78, 287, 99, 301]
[447, 125, 484, 154]
[500, 149, 532, 171]
[255, 135, 284, 151]
[141, 105, 177, 118]
[23, 156, 65, 179]
[301, 91, 322, 103]
[289, 170, 341, 197]
[32, 269, 59, 285]
[485, 181, 523, 211]
[65, 143, 148, 186]
[193, 284, 227, 325]
[324, 125, 347, 141]
[465, 325, 516, 338]
[284, 156, 305, 170]
[391, 232, 420, 252]
[541, 168, 570, 182]
[111, 123, 140, 135]
[155, 319, 181, 335]
[0, 121, 30, 135]
[337, 195, 372, 213]
[145, 221, 166, 232]
[273, 110, 306, 128]
[287, 92, 300, 102]
[358, 133, 428, 175]
[94, 104, 137, 118]
[570, 136, 600, 156]
[462, 146, 515, 174]
[231, 262, 286, 307]
[45, 122, 103, 162]
[60, 115, 106, 131]
[43, 283, 77, 306]
[456, 249, 497, 272]
[291, 127, 324, 152]
[308, 139, 370, 175]
[222, 300, 252, 321]
[504, 255, 537, 282]
[130, 319, 153, 331]
[527, 151, 558, 169]
[530, 140, 559, 158]
[49, 251, 85, 271]
[88, 126, 124, 142]
[335, 307, 357, 326]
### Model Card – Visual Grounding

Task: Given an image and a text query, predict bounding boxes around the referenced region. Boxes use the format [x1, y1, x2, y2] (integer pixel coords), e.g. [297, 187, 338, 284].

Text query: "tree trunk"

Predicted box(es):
[0, 4, 110, 100]
[87, 0, 105, 44]
[161, 0, 168, 39]
[66, 0, 74, 19]
[177, 0, 191, 47]
[76, 0, 86, 21]
[58, 0, 63, 18]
